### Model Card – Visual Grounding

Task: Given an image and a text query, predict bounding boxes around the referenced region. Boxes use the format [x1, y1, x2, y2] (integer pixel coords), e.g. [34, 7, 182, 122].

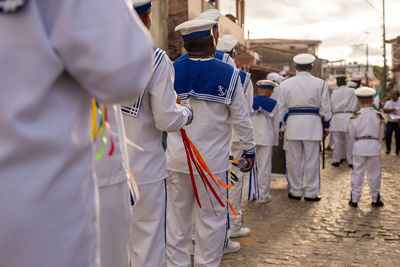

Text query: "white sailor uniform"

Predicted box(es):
[278, 72, 331, 198]
[0, 1, 152, 266]
[229, 70, 254, 233]
[95, 105, 132, 267]
[122, 47, 192, 267]
[250, 95, 279, 201]
[166, 57, 255, 267]
[330, 85, 358, 165]
[349, 108, 386, 203]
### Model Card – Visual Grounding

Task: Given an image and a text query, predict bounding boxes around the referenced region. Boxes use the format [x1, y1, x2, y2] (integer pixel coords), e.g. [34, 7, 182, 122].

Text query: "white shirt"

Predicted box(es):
[330, 86, 358, 132]
[95, 105, 130, 188]
[123, 51, 191, 185]
[383, 99, 400, 122]
[349, 107, 386, 156]
[0, 1, 153, 267]
[167, 64, 255, 174]
[278, 71, 332, 141]
[251, 101, 280, 146]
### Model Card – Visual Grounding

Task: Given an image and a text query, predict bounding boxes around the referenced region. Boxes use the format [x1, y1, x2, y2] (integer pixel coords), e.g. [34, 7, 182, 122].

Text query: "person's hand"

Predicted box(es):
[176, 95, 181, 104]
[240, 157, 254, 172]
[279, 131, 284, 140]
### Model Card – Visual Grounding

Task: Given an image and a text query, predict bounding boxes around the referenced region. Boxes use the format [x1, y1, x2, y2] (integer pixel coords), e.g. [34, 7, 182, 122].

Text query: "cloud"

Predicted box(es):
[243, 0, 400, 65]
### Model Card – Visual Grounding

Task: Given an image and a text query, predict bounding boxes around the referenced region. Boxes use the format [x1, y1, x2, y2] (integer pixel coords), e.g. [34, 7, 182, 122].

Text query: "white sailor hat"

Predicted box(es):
[216, 35, 238, 52]
[131, 0, 152, 13]
[293, 53, 316, 65]
[175, 19, 216, 41]
[196, 9, 220, 25]
[347, 81, 358, 88]
[266, 72, 281, 83]
[354, 87, 376, 97]
[256, 80, 278, 90]
[351, 74, 362, 81]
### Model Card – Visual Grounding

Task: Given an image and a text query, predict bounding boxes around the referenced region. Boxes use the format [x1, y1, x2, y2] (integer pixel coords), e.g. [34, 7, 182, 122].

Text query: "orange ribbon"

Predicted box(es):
[180, 129, 238, 216]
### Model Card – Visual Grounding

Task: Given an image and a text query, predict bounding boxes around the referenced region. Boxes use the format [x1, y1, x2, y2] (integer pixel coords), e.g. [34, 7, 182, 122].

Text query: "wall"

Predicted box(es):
[150, 0, 169, 51]
[168, 0, 189, 59]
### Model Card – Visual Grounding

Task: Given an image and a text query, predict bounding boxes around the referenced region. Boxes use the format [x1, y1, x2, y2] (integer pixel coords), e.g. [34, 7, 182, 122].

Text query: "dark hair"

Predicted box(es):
[336, 77, 346, 86]
[357, 96, 373, 104]
[184, 35, 214, 53]
[296, 64, 312, 71]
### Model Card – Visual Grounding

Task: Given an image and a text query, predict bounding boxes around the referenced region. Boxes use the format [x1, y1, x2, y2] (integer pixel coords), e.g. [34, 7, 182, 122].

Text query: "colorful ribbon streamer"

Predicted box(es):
[91, 99, 115, 161]
[180, 129, 238, 216]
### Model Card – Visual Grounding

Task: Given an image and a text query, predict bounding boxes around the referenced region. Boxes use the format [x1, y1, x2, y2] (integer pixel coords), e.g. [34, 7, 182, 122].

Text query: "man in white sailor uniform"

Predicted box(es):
[278, 53, 331, 201]
[95, 105, 133, 267]
[217, 34, 255, 242]
[175, 9, 236, 67]
[0, 1, 153, 267]
[166, 19, 255, 267]
[250, 80, 280, 203]
[330, 75, 358, 168]
[348, 87, 386, 208]
[122, 2, 194, 267]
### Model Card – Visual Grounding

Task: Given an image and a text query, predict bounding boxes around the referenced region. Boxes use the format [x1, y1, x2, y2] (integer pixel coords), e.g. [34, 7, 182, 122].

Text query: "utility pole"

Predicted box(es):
[366, 43, 369, 86]
[382, 0, 387, 96]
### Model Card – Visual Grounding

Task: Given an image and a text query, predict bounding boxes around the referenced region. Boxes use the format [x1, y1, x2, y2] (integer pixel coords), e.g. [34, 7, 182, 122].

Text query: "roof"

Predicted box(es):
[250, 64, 295, 76]
[249, 38, 322, 45]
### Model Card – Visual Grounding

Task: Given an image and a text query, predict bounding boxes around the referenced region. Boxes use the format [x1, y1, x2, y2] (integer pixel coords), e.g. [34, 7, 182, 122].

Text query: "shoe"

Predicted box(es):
[229, 227, 251, 238]
[340, 158, 346, 164]
[257, 195, 272, 203]
[331, 162, 340, 167]
[304, 196, 321, 202]
[371, 200, 384, 207]
[348, 164, 353, 169]
[348, 200, 358, 207]
[385, 151, 390, 155]
[288, 193, 301, 200]
[223, 240, 240, 254]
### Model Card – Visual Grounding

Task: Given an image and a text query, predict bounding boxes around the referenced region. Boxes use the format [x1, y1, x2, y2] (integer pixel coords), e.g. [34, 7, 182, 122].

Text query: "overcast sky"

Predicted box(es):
[220, 0, 400, 66]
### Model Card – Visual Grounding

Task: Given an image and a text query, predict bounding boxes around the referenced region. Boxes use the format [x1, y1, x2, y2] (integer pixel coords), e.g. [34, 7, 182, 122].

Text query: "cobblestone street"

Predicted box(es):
[221, 149, 400, 267]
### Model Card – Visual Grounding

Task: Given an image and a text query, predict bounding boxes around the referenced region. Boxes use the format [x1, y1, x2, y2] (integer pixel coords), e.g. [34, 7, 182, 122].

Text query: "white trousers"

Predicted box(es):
[350, 155, 382, 202]
[285, 140, 320, 198]
[228, 146, 245, 231]
[166, 171, 228, 267]
[130, 179, 167, 267]
[98, 181, 131, 267]
[332, 131, 353, 164]
[256, 145, 273, 200]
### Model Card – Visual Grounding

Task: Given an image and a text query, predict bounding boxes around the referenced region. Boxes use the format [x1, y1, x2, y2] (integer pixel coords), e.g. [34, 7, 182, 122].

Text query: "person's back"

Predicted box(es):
[279, 71, 330, 141]
[348, 87, 386, 208]
[0, 1, 152, 266]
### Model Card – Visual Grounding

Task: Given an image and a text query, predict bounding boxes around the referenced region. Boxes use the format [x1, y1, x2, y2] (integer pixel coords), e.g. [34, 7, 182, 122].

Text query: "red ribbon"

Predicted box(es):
[180, 129, 237, 216]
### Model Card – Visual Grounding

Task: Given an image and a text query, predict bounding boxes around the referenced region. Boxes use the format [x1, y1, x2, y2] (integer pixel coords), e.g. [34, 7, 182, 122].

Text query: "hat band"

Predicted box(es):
[135, 2, 152, 14]
[259, 85, 275, 90]
[182, 30, 211, 41]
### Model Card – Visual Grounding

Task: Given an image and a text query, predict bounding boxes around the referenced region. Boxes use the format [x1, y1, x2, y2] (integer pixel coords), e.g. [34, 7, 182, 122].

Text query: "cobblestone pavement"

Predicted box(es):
[221, 149, 400, 267]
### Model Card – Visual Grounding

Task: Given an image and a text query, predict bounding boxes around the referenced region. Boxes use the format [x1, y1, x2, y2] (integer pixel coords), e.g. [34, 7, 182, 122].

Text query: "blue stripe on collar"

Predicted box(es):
[134, 2, 151, 14]
[182, 30, 212, 41]
[259, 85, 274, 90]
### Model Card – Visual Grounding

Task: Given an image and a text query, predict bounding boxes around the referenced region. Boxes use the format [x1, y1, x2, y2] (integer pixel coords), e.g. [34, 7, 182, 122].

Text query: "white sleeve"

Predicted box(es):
[245, 80, 254, 112]
[229, 82, 255, 156]
[49, 0, 153, 104]
[320, 81, 332, 123]
[149, 55, 192, 132]
[348, 119, 356, 145]
[273, 103, 280, 146]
